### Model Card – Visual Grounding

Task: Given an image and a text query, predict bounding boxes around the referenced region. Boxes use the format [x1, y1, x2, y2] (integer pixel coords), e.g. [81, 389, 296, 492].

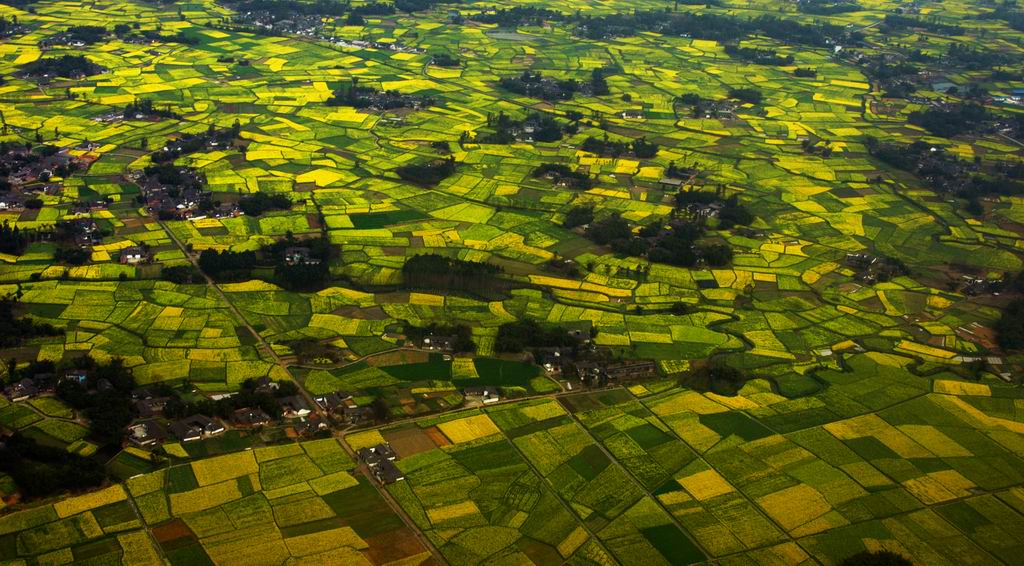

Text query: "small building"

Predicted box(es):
[358, 443, 397, 467]
[605, 360, 658, 381]
[284, 247, 320, 266]
[463, 386, 500, 404]
[127, 421, 167, 447]
[134, 397, 170, 419]
[621, 109, 644, 120]
[313, 391, 351, 413]
[342, 405, 374, 424]
[119, 246, 147, 265]
[169, 414, 225, 442]
[373, 460, 405, 484]
[32, 373, 56, 394]
[5, 378, 38, 402]
[294, 415, 329, 436]
[61, 370, 89, 386]
[277, 395, 312, 418]
[233, 408, 271, 427]
[420, 335, 456, 351]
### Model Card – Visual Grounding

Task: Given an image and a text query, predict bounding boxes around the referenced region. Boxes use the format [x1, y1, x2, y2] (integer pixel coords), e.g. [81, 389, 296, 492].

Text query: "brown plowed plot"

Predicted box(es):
[383, 426, 438, 458]
[424, 426, 450, 448]
[152, 519, 193, 544]
[364, 530, 436, 565]
[333, 305, 389, 320]
[366, 350, 428, 367]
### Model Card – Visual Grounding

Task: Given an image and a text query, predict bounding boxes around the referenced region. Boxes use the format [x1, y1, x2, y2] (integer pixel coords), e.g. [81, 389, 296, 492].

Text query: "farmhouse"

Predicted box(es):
[313, 391, 352, 412]
[4, 378, 38, 402]
[343, 405, 375, 424]
[360, 443, 405, 484]
[277, 395, 312, 418]
[170, 414, 225, 442]
[233, 408, 271, 427]
[127, 421, 167, 447]
[119, 246, 148, 265]
[463, 386, 500, 404]
[420, 335, 456, 351]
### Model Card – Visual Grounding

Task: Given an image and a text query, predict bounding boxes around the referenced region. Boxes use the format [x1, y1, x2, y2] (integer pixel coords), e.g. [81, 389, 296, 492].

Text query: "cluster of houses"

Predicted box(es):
[574, 359, 658, 387]
[358, 443, 404, 484]
[313, 390, 375, 425]
[2, 369, 112, 402]
[844, 253, 908, 285]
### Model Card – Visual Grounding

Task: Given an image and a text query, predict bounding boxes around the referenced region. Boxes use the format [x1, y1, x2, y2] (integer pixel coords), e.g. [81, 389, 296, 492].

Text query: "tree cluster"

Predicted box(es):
[238, 191, 292, 217]
[55, 358, 137, 444]
[723, 44, 794, 66]
[197, 249, 257, 281]
[327, 79, 433, 110]
[796, 0, 860, 15]
[907, 103, 992, 138]
[495, 319, 577, 353]
[478, 112, 568, 144]
[124, 98, 179, 120]
[865, 138, 1024, 199]
[395, 156, 456, 186]
[163, 378, 297, 421]
[473, 7, 566, 27]
[404, 323, 476, 353]
[532, 163, 593, 190]
[20, 55, 103, 79]
[677, 363, 750, 396]
[882, 14, 963, 35]
[401, 253, 502, 293]
[581, 135, 658, 158]
[0, 291, 61, 348]
[498, 71, 579, 101]
[576, 11, 859, 48]
[0, 434, 106, 499]
[728, 87, 764, 105]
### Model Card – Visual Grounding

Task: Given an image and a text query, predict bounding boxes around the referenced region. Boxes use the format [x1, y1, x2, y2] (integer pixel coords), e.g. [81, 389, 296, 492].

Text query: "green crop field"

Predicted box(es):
[1, 0, 1024, 562]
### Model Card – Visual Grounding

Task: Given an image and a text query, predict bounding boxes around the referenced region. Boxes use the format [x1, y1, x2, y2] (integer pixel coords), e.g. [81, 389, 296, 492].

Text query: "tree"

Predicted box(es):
[840, 551, 912, 566]
[563, 205, 594, 229]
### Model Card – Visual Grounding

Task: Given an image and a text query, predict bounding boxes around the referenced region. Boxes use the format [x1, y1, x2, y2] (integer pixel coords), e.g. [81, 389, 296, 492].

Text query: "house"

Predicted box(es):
[605, 360, 658, 381]
[463, 386, 500, 404]
[536, 347, 573, 374]
[313, 391, 351, 412]
[277, 395, 311, 418]
[5, 378, 38, 402]
[358, 443, 397, 467]
[373, 460, 405, 484]
[131, 387, 157, 401]
[621, 109, 644, 120]
[342, 405, 374, 424]
[252, 376, 278, 393]
[169, 415, 225, 442]
[420, 335, 456, 351]
[134, 397, 170, 419]
[294, 415, 329, 436]
[284, 247, 321, 266]
[119, 246, 147, 265]
[127, 421, 167, 447]
[233, 408, 271, 427]
[31, 374, 56, 394]
[61, 370, 89, 386]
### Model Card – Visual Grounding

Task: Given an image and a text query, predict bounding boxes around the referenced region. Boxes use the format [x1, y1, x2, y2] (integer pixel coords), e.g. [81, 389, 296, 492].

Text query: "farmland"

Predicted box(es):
[0, 439, 433, 565]
[0, 0, 1023, 562]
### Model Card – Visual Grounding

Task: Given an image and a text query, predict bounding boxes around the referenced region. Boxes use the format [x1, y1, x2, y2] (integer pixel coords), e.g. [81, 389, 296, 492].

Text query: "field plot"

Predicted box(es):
[486, 399, 707, 565]
[0, 439, 432, 566]
[361, 410, 614, 565]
